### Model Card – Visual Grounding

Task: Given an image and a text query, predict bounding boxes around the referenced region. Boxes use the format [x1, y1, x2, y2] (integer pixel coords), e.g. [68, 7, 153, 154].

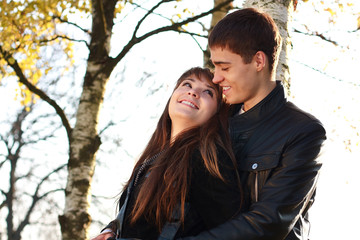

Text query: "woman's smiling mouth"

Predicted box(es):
[179, 100, 198, 109]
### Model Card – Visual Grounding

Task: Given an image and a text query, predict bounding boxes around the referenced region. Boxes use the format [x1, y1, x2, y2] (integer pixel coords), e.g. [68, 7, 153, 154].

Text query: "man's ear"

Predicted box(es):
[254, 51, 266, 71]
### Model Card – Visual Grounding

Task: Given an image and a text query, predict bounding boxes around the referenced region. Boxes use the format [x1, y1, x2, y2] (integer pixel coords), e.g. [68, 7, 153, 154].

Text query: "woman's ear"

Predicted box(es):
[254, 51, 266, 71]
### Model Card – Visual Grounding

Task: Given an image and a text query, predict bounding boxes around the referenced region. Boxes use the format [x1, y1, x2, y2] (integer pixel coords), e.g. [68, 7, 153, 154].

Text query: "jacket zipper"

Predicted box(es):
[254, 171, 258, 202]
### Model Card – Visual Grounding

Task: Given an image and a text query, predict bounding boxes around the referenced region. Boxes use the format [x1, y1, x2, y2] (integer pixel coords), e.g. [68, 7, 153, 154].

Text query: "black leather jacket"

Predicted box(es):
[182, 81, 326, 240]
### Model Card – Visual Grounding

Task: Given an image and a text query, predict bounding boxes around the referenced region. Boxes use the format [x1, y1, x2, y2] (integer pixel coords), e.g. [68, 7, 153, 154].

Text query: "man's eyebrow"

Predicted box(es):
[210, 59, 231, 65]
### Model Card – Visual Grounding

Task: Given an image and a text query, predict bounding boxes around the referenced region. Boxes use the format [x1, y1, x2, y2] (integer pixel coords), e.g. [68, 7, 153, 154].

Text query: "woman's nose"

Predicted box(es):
[187, 89, 199, 98]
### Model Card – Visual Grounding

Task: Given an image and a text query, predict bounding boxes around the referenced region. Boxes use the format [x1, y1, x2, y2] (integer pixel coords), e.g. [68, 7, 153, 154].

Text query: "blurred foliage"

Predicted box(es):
[307, 0, 360, 28]
[0, 0, 126, 106]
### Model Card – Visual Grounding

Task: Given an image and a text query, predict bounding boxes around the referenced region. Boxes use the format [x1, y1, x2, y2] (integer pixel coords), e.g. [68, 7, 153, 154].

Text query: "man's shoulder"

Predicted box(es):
[282, 101, 321, 123]
[273, 100, 326, 137]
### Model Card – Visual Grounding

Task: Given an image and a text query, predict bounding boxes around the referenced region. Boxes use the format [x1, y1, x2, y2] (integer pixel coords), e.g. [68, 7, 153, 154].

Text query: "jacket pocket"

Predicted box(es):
[238, 152, 281, 172]
[238, 152, 281, 202]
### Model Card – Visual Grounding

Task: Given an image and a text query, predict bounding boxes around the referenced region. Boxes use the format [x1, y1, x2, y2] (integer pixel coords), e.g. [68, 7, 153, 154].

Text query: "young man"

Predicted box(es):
[184, 8, 326, 240]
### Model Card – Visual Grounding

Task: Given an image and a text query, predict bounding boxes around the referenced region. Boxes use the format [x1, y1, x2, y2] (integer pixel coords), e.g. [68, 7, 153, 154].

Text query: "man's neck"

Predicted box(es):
[243, 80, 276, 112]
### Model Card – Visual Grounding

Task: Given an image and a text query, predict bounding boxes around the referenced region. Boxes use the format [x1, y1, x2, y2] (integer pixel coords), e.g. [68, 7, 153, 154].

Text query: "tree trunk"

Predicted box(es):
[204, 0, 234, 68]
[243, 0, 295, 95]
[58, 0, 116, 239]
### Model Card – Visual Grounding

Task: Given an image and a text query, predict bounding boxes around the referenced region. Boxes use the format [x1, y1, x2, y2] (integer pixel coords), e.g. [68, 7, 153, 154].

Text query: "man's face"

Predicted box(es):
[210, 47, 264, 110]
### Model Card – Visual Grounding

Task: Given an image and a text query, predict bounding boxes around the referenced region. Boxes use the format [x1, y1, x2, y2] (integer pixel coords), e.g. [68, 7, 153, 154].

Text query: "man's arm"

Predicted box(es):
[181, 121, 326, 240]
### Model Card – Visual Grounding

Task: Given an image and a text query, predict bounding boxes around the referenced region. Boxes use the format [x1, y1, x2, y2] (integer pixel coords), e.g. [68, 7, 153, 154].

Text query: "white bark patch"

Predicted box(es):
[64, 165, 94, 212]
[87, 60, 103, 74]
[243, 0, 293, 94]
[71, 73, 106, 156]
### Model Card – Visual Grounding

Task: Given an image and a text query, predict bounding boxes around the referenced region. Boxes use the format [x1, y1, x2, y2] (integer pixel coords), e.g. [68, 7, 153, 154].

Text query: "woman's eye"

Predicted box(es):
[182, 82, 191, 88]
[204, 89, 214, 97]
[221, 67, 229, 71]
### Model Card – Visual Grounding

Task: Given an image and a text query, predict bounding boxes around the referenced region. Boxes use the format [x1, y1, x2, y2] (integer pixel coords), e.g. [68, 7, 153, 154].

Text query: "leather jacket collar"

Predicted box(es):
[229, 81, 287, 131]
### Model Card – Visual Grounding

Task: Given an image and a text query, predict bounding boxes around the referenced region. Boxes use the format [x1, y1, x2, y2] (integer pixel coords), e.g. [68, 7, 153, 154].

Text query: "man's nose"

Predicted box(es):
[212, 71, 224, 84]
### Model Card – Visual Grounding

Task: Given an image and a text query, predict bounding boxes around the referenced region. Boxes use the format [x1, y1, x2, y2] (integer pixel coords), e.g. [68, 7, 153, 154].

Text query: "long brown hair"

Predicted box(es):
[123, 67, 239, 230]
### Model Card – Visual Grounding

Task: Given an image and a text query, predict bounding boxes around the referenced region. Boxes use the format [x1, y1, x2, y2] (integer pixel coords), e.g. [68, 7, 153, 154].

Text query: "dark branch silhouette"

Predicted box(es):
[0, 46, 72, 143]
[111, 0, 233, 69]
[53, 16, 91, 35]
[293, 28, 338, 46]
[40, 35, 90, 48]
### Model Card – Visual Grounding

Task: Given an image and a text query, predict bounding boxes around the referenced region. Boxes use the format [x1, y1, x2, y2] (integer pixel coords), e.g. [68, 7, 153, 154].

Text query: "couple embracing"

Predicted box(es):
[93, 8, 326, 240]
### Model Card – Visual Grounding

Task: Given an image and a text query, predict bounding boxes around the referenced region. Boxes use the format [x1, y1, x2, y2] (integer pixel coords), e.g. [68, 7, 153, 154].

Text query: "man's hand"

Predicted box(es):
[91, 231, 115, 240]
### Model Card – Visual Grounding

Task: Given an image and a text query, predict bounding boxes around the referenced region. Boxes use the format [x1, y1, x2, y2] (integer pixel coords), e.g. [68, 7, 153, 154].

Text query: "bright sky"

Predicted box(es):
[1, 1, 359, 239]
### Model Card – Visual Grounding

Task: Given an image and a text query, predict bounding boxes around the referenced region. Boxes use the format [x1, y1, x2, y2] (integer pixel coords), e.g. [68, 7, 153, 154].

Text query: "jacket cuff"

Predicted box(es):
[101, 220, 117, 233]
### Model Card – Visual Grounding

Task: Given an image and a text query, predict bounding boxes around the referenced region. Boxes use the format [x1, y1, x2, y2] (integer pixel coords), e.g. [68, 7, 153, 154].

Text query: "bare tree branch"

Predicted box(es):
[130, 2, 172, 22]
[137, 0, 234, 45]
[16, 164, 66, 235]
[111, 0, 234, 68]
[132, 0, 174, 37]
[99, 121, 116, 135]
[53, 16, 91, 35]
[40, 35, 90, 49]
[0, 158, 7, 168]
[293, 28, 338, 46]
[0, 199, 6, 209]
[0, 46, 72, 143]
[173, 28, 208, 51]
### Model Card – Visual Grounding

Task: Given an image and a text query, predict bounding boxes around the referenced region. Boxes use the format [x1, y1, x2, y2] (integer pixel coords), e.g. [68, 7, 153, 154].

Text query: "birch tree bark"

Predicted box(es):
[57, 0, 116, 239]
[204, 0, 234, 68]
[243, 0, 295, 94]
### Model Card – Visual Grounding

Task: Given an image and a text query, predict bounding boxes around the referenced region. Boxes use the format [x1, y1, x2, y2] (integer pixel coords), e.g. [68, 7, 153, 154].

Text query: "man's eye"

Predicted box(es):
[221, 67, 229, 71]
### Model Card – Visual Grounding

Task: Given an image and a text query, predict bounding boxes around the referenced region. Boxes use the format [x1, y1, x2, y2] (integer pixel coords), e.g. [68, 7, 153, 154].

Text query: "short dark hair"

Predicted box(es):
[209, 8, 282, 74]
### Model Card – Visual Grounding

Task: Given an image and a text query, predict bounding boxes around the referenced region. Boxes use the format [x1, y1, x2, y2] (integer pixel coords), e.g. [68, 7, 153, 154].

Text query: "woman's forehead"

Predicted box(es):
[182, 74, 214, 86]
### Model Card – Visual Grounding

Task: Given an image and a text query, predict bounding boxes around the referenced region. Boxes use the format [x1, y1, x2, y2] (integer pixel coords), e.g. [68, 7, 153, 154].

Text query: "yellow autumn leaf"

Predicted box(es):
[324, 7, 336, 17]
[114, 2, 124, 16]
[338, 3, 344, 12]
[45, 67, 52, 75]
[8, 57, 16, 65]
[32, 70, 42, 84]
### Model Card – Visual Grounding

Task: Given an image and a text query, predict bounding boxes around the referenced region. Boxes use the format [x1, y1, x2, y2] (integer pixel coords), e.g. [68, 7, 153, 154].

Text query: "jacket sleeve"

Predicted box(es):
[101, 189, 127, 233]
[180, 120, 326, 240]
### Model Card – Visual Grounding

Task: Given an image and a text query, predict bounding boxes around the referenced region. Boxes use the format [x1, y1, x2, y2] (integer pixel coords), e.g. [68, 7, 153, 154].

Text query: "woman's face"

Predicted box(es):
[169, 74, 219, 132]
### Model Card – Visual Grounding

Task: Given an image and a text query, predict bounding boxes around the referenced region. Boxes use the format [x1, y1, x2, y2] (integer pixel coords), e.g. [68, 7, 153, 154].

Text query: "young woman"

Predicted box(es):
[92, 67, 242, 240]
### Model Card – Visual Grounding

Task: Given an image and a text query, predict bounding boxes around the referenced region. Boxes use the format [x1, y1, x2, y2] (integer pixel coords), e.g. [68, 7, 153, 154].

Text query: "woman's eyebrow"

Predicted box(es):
[206, 84, 216, 90]
[185, 78, 215, 90]
[185, 78, 195, 82]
